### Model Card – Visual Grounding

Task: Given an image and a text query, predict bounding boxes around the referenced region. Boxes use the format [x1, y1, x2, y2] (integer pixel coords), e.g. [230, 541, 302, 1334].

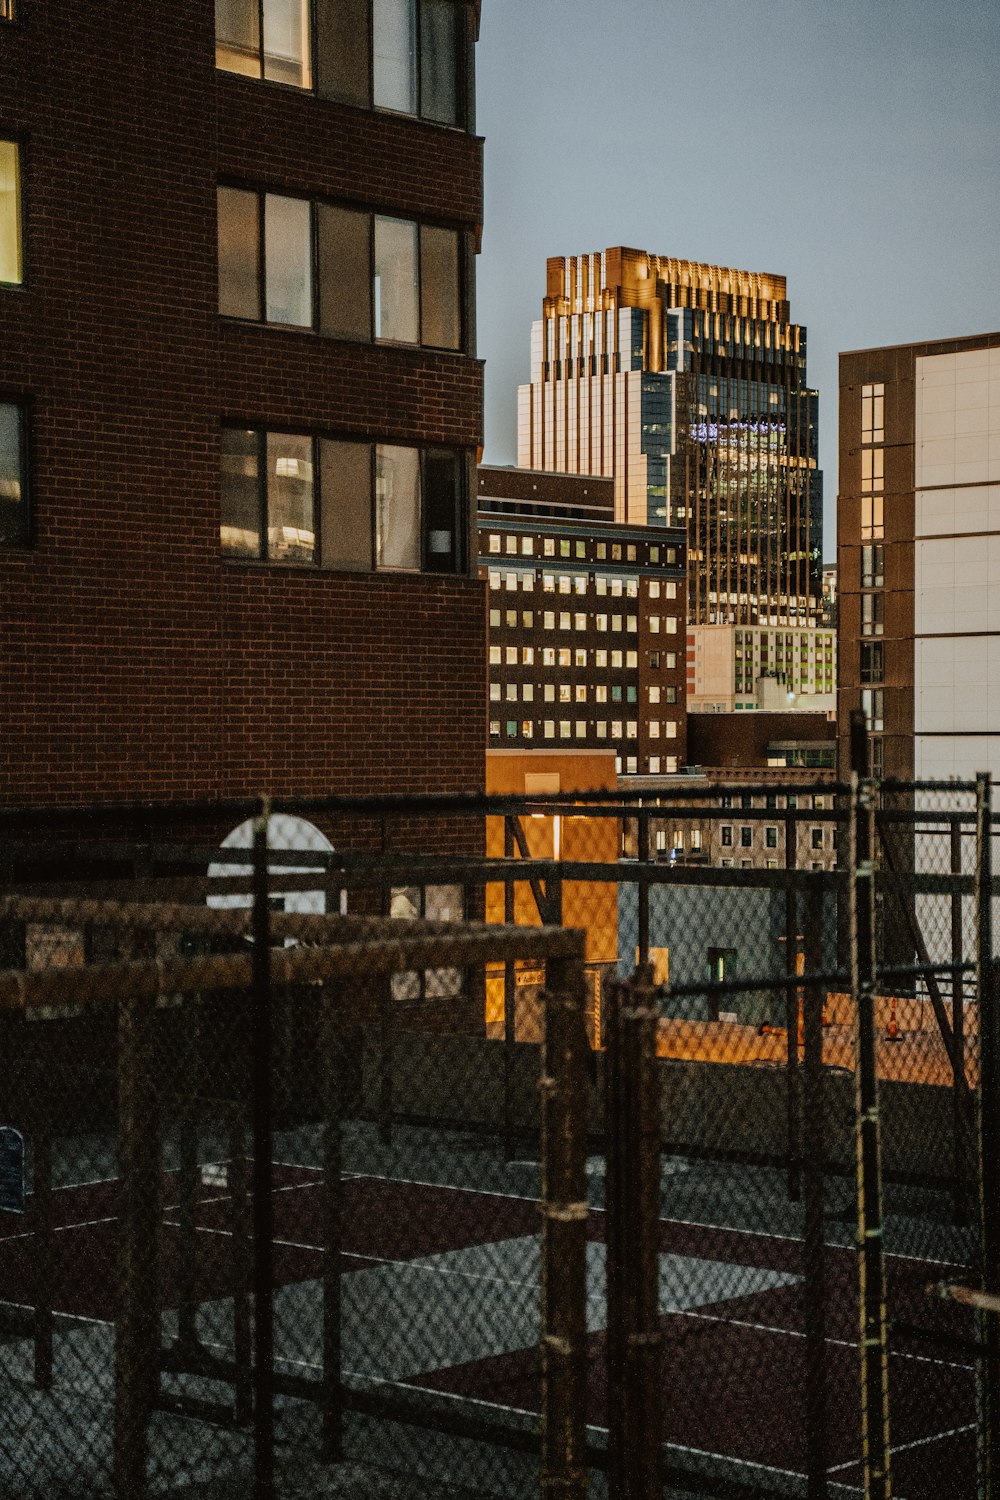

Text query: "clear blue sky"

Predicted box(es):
[476, 0, 1000, 560]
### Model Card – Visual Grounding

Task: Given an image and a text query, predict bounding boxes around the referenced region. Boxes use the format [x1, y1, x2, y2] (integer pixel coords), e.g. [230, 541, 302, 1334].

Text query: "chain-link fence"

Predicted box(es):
[0, 772, 997, 1499]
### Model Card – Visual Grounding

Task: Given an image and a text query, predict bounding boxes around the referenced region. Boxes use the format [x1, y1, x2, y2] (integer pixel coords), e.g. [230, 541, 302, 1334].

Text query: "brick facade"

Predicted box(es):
[0, 2, 486, 805]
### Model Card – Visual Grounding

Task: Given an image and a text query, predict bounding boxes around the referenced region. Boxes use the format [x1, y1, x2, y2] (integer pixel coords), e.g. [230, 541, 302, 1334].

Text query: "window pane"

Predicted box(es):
[319, 439, 372, 569]
[263, 0, 312, 86]
[422, 449, 461, 572]
[264, 194, 312, 326]
[317, 203, 370, 339]
[0, 140, 22, 285]
[216, 0, 261, 76]
[217, 187, 260, 318]
[374, 216, 417, 342]
[373, 0, 416, 112]
[376, 444, 420, 569]
[316, 0, 370, 106]
[221, 428, 261, 557]
[420, 0, 460, 125]
[0, 403, 26, 547]
[419, 224, 460, 349]
[267, 432, 315, 563]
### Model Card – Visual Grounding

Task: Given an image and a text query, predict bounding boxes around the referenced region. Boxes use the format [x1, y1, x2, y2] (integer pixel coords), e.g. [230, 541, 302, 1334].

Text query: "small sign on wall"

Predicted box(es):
[0, 1127, 25, 1214]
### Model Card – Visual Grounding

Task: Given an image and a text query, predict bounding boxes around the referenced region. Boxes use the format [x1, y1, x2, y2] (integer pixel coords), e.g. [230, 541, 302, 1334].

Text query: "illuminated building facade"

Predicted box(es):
[839, 331, 1000, 782]
[517, 247, 823, 629]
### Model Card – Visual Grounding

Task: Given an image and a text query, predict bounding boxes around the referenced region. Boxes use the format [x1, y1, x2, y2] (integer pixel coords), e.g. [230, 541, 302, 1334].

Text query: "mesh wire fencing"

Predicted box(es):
[0, 777, 997, 1500]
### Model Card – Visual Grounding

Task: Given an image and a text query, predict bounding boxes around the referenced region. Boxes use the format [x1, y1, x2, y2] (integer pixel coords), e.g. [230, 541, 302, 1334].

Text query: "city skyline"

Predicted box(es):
[476, 0, 1000, 557]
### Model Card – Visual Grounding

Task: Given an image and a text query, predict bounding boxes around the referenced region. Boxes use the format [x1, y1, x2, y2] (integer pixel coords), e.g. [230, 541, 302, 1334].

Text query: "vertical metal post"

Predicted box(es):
[540, 952, 588, 1500]
[952, 816, 968, 1225]
[377, 815, 393, 1148]
[230, 1101, 253, 1427]
[320, 983, 343, 1462]
[785, 808, 801, 1202]
[637, 811, 650, 968]
[850, 741, 892, 1499]
[115, 987, 158, 1500]
[976, 774, 1000, 1499]
[30, 1066, 53, 1391]
[802, 878, 829, 1499]
[603, 977, 625, 1493]
[606, 966, 662, 1500]
[504, 817, 516, 1161]
[251, 803, 275, 1500]
[176, 995, 199, 1353]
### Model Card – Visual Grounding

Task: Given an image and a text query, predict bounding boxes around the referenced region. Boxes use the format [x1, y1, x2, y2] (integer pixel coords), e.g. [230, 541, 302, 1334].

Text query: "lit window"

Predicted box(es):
[543, 538, 555, 556]
[504, 646, 517, 665]
[665, 617, 678, 634]
[626, 651, 638, 669]
[0, 401, 28, 547]
[649, 722, 660, 738]
[648, 686, 660, 703]
[489, 682, 500, 701]
[860, 448, 883, 494]
[648, 757, 660, 773]
[216, 0, 312, 87]
[0, 140, 22, 285]
[574, 612, 586, 631]
[489, 608, 500, 627]
[861, 496, 884, 541]
[489, 646, 501, 665]
[544, 720, 555, 738]
[489, 719, 500, 737]
[522, 645, 534, 664]
[861, 383, 884, 444]
[648, 580, 660, 599]
[521, 537, 534, 556]
[649, 617, 660, 633]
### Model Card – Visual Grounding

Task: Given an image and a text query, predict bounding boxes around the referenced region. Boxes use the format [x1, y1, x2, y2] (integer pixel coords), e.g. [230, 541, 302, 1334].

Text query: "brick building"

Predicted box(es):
[838, 332, 1000, 781]
[478, 465, 686, 776]
[0, 1, 485, 806]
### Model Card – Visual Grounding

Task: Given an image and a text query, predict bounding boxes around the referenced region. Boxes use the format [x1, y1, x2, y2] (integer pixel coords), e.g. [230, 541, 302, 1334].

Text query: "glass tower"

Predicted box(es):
[518, 248, 822, 627]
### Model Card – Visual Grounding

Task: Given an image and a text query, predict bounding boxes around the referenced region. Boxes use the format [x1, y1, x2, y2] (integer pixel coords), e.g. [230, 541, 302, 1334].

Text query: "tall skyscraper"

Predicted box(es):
[518, 248, 823, 630]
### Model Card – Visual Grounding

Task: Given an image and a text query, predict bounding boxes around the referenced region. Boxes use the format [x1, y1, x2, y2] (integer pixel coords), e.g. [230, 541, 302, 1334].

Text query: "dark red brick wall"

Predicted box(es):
[0, 2, 485, 805]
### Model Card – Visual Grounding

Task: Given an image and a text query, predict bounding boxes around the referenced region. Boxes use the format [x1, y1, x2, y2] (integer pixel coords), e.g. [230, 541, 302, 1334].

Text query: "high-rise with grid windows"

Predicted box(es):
[517, 247, 823, 632]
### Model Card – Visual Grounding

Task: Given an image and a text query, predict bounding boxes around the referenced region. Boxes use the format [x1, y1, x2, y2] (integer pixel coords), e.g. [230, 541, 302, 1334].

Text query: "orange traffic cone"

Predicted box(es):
[887, 996, 900, 1042]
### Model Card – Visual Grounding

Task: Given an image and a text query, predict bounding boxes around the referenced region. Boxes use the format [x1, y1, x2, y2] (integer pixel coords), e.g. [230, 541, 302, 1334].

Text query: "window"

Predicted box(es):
[221, 428, 464, 572]
[215, 0, 312, 87]
[0, 401, 28, 546]
[721, 827, 733, 847]
[861, 544, 884, 588]
[218, 188, 462, 350]
[811, 828, 824, 850]
[860, 641, 884, 683]
[862, 593, 884, 637]
[861, 382, 884, 444]
[489, 682, 500, 701]
[765, 827, 777, 848]
[861, 495, 884, 541]
[862, 687, 885, 733]
[217, 0, 468, 127]
[740, 827, 752, 848]
[0, 140, 22, 286]
[489, 646, 501, 665]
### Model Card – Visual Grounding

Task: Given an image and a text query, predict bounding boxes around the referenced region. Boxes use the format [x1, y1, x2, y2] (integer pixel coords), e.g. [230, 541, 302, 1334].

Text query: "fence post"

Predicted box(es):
[30, 1048, 53, 1391]
[540, 952, 588, 1500]
[849, 729, 892, 1500]
[802, 878, 829, 1499]
[320, 982, 343, 1462]
[785, 808, 801, 1202]
[114, 986, 158, 1500]
[504, 817, 516, 1161]
[976, 775, 1000, 1499]
[952, 816, 968, 1225]
[605, 967, 661, 1500]
[251, 801, 276, 1500]
[637, 811, 650, 968]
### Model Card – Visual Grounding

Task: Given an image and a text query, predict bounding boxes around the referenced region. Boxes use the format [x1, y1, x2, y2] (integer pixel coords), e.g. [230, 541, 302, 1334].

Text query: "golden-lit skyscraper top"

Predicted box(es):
[518, 247, 821, 628]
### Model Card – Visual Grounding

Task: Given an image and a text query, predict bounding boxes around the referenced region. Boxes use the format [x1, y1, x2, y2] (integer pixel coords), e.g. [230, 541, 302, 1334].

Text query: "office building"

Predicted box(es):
[0, 0, 485, 805]
[478, 465, 686, 775]
[838, 332, 1000, 781]
[687, 622, 836, 714]
[517, 247, 823, 629]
